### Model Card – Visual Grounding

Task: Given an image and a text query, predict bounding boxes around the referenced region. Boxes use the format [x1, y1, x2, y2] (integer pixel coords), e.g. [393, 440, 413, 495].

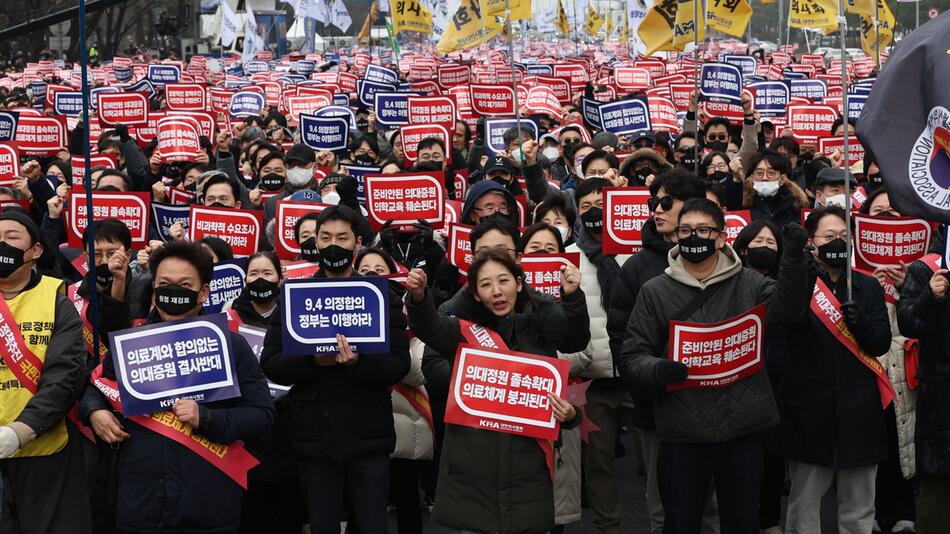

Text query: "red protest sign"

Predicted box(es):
[667, 304, 766, 391]
[188, 205, 263, 257]
[157, 116, 202, 163]
[174, 111, 216, 140]
[529, 76, 572, 105]
[521, 253, 581, 301]
[445, 345, 568, 441]
[670, 83, 694, 111]
[852, 215, 931, 271]
[168, 187, 195, 205]
[275, 200, 330, 260]
[209, 88, 235, 115]
[165, 83, 207, 111]
[819, 136, 866, 164]
[67, 188, 150, 248]
[603, 187, 652, 254]
[786, 105, 837, 143]
[283, 260, 321, 280]
[524, 86, 564, 121]
[553, 64, 588, 89]
[701, 100, 745, 124]
[287, 94, 332, 122]
[615, 67, 652, 91]
[400, 124, 451, 164]
[438, 65, 471, 88]
[469, 85, 515, 117]
[364, 173, 446, 231]
[647, 96, 678, 133]
[15, 116, 66, 156]
[723, 210, 752, 245]
[634, 59, 667, 79]
[0, 143, 19, 187]
[407, 95, 457, 134]
[446, 223, 474, 275]
[70, 154, 116, 186]
[97, 92, 149, 126]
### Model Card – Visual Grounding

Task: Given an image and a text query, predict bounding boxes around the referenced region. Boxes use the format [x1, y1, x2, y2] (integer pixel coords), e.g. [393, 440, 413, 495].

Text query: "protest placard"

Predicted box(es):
[275, 200, 330, 260]
[98, 92, 149, 126]
[520, 253, 581, 301]
[67, 188, 150, 248]
[364, 173, 445, 231]
[852, 214, 931, 271]
[188, 205, 263, 257]
[603, 187, 652, 254]
[204, 259, 247, 314]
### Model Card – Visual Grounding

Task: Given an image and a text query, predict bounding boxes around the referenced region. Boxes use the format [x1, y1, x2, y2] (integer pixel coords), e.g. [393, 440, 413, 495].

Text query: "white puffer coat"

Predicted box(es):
[391, 337, 435, 460]
[881, 299, 917, 479]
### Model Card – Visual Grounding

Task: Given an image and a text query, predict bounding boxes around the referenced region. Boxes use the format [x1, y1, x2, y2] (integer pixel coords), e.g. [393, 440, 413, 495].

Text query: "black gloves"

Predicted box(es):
[411, 219, 434, 249]
[782, 222, 809, 258]
[840, 301, 860, 331]
[379, 220, 398, 250]
[115, 124, 130, 143]
[654, 360, 689, 388]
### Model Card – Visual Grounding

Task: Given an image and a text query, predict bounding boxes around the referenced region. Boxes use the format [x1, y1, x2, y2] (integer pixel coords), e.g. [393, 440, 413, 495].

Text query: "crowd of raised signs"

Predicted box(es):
[0, 37, 947, 534]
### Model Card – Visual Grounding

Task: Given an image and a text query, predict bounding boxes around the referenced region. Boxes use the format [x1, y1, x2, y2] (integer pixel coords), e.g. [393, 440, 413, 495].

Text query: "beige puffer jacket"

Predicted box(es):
[391, 337, 435, 460]
[881, 299, 917, 479]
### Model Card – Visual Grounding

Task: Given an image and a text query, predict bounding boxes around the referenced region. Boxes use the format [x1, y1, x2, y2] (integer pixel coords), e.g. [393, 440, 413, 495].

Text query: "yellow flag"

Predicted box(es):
[482, 0, 531, 19]
[510, 0, 532, 20]
[639, 0, 680, 56]
[788, 0, 838, 30]
[673, 0, 705, 49]
[436, 0, 502, 54]
[707, 0, 752, 37]
[860, 0, 895, 56]
[605, 11, 614, 37]
[391, 0, 433, 34]
[584, 5, 605, 35]
[845, 0, 874, 16]
[556, 0, 571, 36]
[358, 2, 379, 42]
[761, 0, 775, 4]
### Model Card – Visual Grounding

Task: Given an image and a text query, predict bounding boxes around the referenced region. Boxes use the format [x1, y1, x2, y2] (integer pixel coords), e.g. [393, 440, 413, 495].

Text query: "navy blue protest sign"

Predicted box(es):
[114, 66, 134, 83]
[748, 81, 790, 117]
[526, 64, 553, 75]
[782, 71, 808, 80]
[89, 87, 119, 110]
[313, 105, 357, 129]
[339, 164, 380, 202]
[147, 64, 181, 85]
[151, 202, 191, 242]
[359, 80, 398, 107]
[333, 93, 350, 106]
[28, 82, 47, 105]
[374, 92, 411, 127]
[109, 313, 239, 417]
[0, 111, 18, 142]
[204, 259, 247, 314]
[127, 78, 157, 99]
[598, 98, 652, 135]
[237, 324, 290, 399]
[851, 84, 874, 95]
[53, 91, 84, 116]
[700, 63, 743, 105]
[847, 93, 869, 121]
[277, 74, 305, 85]
[485, 118, 539, 156]
[790, 79, 827, 101]
[582, 97, 604, 131]
[281, 277, 391, 356]
[229, 91, 266, 118]
[245, 61, 269, 74]
[365, 64, 399, 85]
[295, 60, 316, 75]
[721, 55, 758, 78]
[300, 114, 349, 152]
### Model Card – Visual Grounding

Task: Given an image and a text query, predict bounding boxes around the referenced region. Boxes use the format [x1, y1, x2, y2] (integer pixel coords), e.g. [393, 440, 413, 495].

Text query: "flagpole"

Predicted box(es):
[79, 0, 102, 361]
[504, 0, 525, 165]
[873, 0, 881, 70]
[837, 0, 853, 302]
[778, 0, 784, 45]
[692, 0, 701, 176]
[572, 0, 580, 56]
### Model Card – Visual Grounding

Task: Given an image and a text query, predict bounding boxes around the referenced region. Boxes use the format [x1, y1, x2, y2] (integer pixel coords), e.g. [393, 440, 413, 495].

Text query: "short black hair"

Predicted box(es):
[678, 198, 726, 230]
[673, 131, 696, 151]
[769, 136, 800, 158]
[746, 150, 792, 180]
[202, 174, 241, 203]
[95, 169, 132, 191]
[149, 240, 215, 286]
[455, 120, 472, 146]
[733, 219, 782, 258]
[805, 205, 848, 236]
[534, 193, 576, 229]
[650, 168, 707, 200]
[831, 115, 856, 135]
[705, 182, 726, 208]
[703, 117, 733, 137]
[470, 216, 521, 251]
[503, 126, 534, 147]
[416, 137, 445, 154]
[316, 205, 361, 236]
[580, 150, 620, 175]
[699, 151, 730, 177]
[350, 135, 380, 155]
[293, 212, 322, 243]
[574, 177, 610, 207]
[199, 236, 234, 262]
[84, 218, 131, 250]
[519, 222, 565, 253]
[257, 150, 286, 171]
[247, 251, 283, 280]
[558, 125, 583, 140]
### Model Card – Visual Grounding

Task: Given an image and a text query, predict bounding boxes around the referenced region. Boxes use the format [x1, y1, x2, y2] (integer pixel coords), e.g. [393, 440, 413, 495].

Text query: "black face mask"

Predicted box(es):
[745, 246, 778, 271]
[867, 173, 884, 187]
[95, 263, 114, 286]
[246, 278, 278, 303]
[679, 152, 698, 169]
[261, 172, 285, 191]
[154, 284, 199, 316]
[679, 235, 717, 263]
[709, 170, 731, 184]
[299, 237, 321, 263]
[876, 210, 897, 218]
[319, 245, 354, 274]
[356, 119, 369, 131]
[414, 161, 443, 173]
[209, 202, 228, 208]
[817, 238, 848, 267]
[706, 141, 728, 152]
[581, 207, 603, 234]
[0, 242, 25, 279]
[354, 154, 376, 164]
[636, 169, 656, 185]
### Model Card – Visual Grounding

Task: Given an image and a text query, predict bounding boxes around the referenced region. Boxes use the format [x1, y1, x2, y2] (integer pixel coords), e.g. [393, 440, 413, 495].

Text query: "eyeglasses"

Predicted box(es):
[473, 204, 510, 216]
[706, 133, 729, 142]
[676, 226, 722, 239]
[812, 232, 848, 241]
[417, 153, 445, 162]
[751, 169, 782, 181]
[707, 162, 729, 172]
[648, 195, 675, 212]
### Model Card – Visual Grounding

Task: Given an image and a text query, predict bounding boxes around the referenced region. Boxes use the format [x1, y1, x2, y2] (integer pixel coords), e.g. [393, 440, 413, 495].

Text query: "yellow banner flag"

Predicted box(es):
[359, 1, 379, 42]
[482, 0, 532, 19]
[639, 0, 680, 56]
[605, 11, 614, 37]
[788, 0, 838, 30]
[845, 0, 874, 16]
[673, 0, 705, 49]
[436, 0, 502, 54]
[860, 0, 895, 56]
[510, 0, 532, 20]
[584, 5, 606, 35]
[761, 0, 775, 4]
[391, 0, 433, 34]
[707, 0, 752, 37]
[556, 0, 571, 36]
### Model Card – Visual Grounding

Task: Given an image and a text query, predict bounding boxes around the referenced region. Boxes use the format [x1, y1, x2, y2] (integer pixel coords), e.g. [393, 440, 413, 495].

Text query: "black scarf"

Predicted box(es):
[574, 228, 619, 311]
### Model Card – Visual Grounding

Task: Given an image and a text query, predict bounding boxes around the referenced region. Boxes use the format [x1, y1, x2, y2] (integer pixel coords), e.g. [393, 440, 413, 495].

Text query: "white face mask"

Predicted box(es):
[286, 167, 313, 187]
[574, 164, 584, 178]
[542, 146, 561, 161]
[824, 193, 847, 208]
[511, 148, 525, 164]
[323, 191, 341, 205]
[555, 225, 570, 243]
[753, 181, 780, 197]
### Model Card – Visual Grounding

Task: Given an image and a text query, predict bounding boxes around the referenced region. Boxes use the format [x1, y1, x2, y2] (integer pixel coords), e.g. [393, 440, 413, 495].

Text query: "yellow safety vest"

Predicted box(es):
[0, 276, 68, 457]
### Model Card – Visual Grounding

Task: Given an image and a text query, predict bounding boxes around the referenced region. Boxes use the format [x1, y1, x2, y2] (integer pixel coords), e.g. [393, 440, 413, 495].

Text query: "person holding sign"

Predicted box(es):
[780, 206, 893, 534]
[0, 211, 90, 534]
[224, 251, 282, 328]
[405, 250, 589, 534]
[619, 199, 811, 534]
[78, 240, 275, 533]
[260, 205, 411, 534]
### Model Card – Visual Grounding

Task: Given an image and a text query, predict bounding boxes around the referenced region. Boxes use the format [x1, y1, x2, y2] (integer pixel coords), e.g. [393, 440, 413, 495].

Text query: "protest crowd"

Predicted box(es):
[1, 0, 950, 532]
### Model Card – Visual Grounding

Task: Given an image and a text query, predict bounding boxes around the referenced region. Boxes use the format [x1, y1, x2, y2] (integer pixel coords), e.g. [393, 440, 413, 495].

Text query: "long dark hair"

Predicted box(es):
[464, 250, 536, 321]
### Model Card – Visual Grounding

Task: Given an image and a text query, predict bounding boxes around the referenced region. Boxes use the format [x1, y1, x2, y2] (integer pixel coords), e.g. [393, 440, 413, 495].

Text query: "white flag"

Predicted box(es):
[330, 0, 352, 32]
[295, 0, 328, 23]
[243, 2, 265, 62]
[219, 1, 241, 47]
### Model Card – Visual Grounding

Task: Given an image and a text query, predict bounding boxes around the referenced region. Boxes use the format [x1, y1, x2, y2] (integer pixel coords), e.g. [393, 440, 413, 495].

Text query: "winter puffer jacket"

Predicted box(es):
[881, 299, 916, 479]
[407, 286, 591, 534]
[620, 243, 810, 443]
[391, 337, 435, 460]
